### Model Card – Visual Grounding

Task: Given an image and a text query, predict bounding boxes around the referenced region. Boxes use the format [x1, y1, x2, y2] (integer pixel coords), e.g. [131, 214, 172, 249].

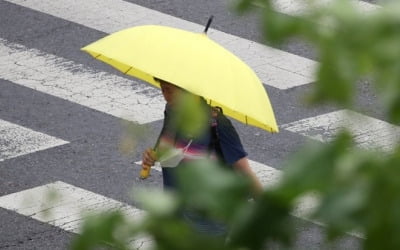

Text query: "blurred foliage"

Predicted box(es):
[119, 120, 150, 155]
[71, 211, 130, 250]
[168, 93, 209, 138]
[233, 0, 400, 249]
[236, 0, 400, 123]
[276, 132, 400, 250]
[72, 1, 400, 249]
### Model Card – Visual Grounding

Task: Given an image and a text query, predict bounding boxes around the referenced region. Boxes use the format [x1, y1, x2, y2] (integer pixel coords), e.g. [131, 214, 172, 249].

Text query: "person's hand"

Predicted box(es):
[142, 148, 157, 167]
[140, 148, 157, 179]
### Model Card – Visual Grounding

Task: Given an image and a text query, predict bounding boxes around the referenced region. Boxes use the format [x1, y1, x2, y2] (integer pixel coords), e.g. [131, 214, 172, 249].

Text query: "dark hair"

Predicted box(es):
[154, 77, 171, 85]
[154, 77, 188, 93]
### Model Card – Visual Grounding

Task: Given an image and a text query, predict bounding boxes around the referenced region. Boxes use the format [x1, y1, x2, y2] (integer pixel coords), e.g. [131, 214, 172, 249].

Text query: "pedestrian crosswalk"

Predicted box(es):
[3, 0, 317, 89]
[0, 0, 392, 249]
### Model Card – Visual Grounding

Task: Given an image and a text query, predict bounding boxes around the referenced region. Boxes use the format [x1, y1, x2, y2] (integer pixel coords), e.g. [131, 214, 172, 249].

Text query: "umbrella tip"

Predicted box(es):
[203, 15, 214, 34]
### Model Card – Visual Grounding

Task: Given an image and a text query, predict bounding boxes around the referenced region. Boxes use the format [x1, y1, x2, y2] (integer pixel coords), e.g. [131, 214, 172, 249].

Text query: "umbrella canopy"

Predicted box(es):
[81, 24, 278, 132]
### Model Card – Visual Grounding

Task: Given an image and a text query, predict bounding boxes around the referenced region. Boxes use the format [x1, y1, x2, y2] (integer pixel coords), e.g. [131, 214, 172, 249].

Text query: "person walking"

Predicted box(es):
[142, 78, 263, 236]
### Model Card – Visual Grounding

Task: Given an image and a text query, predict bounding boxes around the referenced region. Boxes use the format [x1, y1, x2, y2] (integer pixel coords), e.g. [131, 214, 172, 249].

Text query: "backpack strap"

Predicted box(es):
[208, 107, 228, 167]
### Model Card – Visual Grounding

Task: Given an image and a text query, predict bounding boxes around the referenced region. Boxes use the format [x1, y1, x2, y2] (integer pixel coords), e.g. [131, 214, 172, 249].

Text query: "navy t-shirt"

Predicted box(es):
[158, 105, 247, 189]
[214, 113, 248, 165]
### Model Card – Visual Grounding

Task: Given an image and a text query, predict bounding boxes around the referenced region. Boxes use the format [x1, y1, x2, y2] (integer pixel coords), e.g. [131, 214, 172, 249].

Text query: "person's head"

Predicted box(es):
[155, 78, 210, 135]
[155, 78, 185, 105]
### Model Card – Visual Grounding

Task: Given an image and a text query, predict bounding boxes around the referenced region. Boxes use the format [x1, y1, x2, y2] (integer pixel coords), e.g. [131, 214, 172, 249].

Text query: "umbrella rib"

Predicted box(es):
[124, 67, 133, 74]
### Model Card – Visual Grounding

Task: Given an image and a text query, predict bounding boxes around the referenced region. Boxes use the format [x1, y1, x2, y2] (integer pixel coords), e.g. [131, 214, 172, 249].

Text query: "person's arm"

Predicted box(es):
[142, 105, 169, 167]
[214, 113, 263, 197]
[232, 157, 263, 198]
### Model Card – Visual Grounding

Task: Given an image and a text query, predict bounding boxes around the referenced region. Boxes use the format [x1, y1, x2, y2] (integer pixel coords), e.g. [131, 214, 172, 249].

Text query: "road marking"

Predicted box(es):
[247, 159, 282, 188]
[4, 0, 317, 89]
[247, 160, 319, 219]
[0, 119, 68, 162]
[271, 0, 378, 16]
[135, 159, 283, 188]
[134, 159, 317, 218]
[0, 39, 165, 124]
[282, 109, 400, 151]
[0, 181, 152, 248]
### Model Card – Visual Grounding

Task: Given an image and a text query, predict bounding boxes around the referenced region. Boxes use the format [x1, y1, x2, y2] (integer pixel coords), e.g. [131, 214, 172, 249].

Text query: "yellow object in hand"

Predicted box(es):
[140, 149, 156, 179]
[140, 164, 151, 179]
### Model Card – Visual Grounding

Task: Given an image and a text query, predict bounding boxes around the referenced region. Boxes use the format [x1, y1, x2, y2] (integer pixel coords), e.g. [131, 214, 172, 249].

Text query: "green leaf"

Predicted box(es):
[71, 211, 128, 250]
[169, 93, 209, 138]
[134, 189, 179, 217]
[228, 191, 293, 250]
[175, 160, 251, 222]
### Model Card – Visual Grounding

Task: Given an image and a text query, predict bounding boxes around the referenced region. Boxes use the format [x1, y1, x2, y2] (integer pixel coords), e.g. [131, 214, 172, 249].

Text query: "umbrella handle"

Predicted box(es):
[140, 164, 151, 179]
[204, 15, 214, 34]
[140, 149, 157, 179]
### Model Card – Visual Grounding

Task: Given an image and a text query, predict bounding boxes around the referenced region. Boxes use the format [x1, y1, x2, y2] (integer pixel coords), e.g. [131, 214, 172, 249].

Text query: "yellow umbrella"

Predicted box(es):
[81, 20, 278, 133]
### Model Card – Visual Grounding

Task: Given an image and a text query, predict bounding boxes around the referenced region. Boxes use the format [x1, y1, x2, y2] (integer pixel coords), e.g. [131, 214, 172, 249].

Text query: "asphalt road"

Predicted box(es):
[0, 0, 388, 249]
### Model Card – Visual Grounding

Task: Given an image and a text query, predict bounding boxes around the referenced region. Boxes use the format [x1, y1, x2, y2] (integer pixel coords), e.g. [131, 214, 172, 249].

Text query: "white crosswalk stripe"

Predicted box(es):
[0, 0, 391, 248]
[0, 38, 165, 124]
[0, 181, 152, 249]
[282, 109, 400, 151]
[134, 159, 283, 189]
[271, 0, 377, 16]
[134, 159, 319, 220]
[0, 119, 68, 162]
